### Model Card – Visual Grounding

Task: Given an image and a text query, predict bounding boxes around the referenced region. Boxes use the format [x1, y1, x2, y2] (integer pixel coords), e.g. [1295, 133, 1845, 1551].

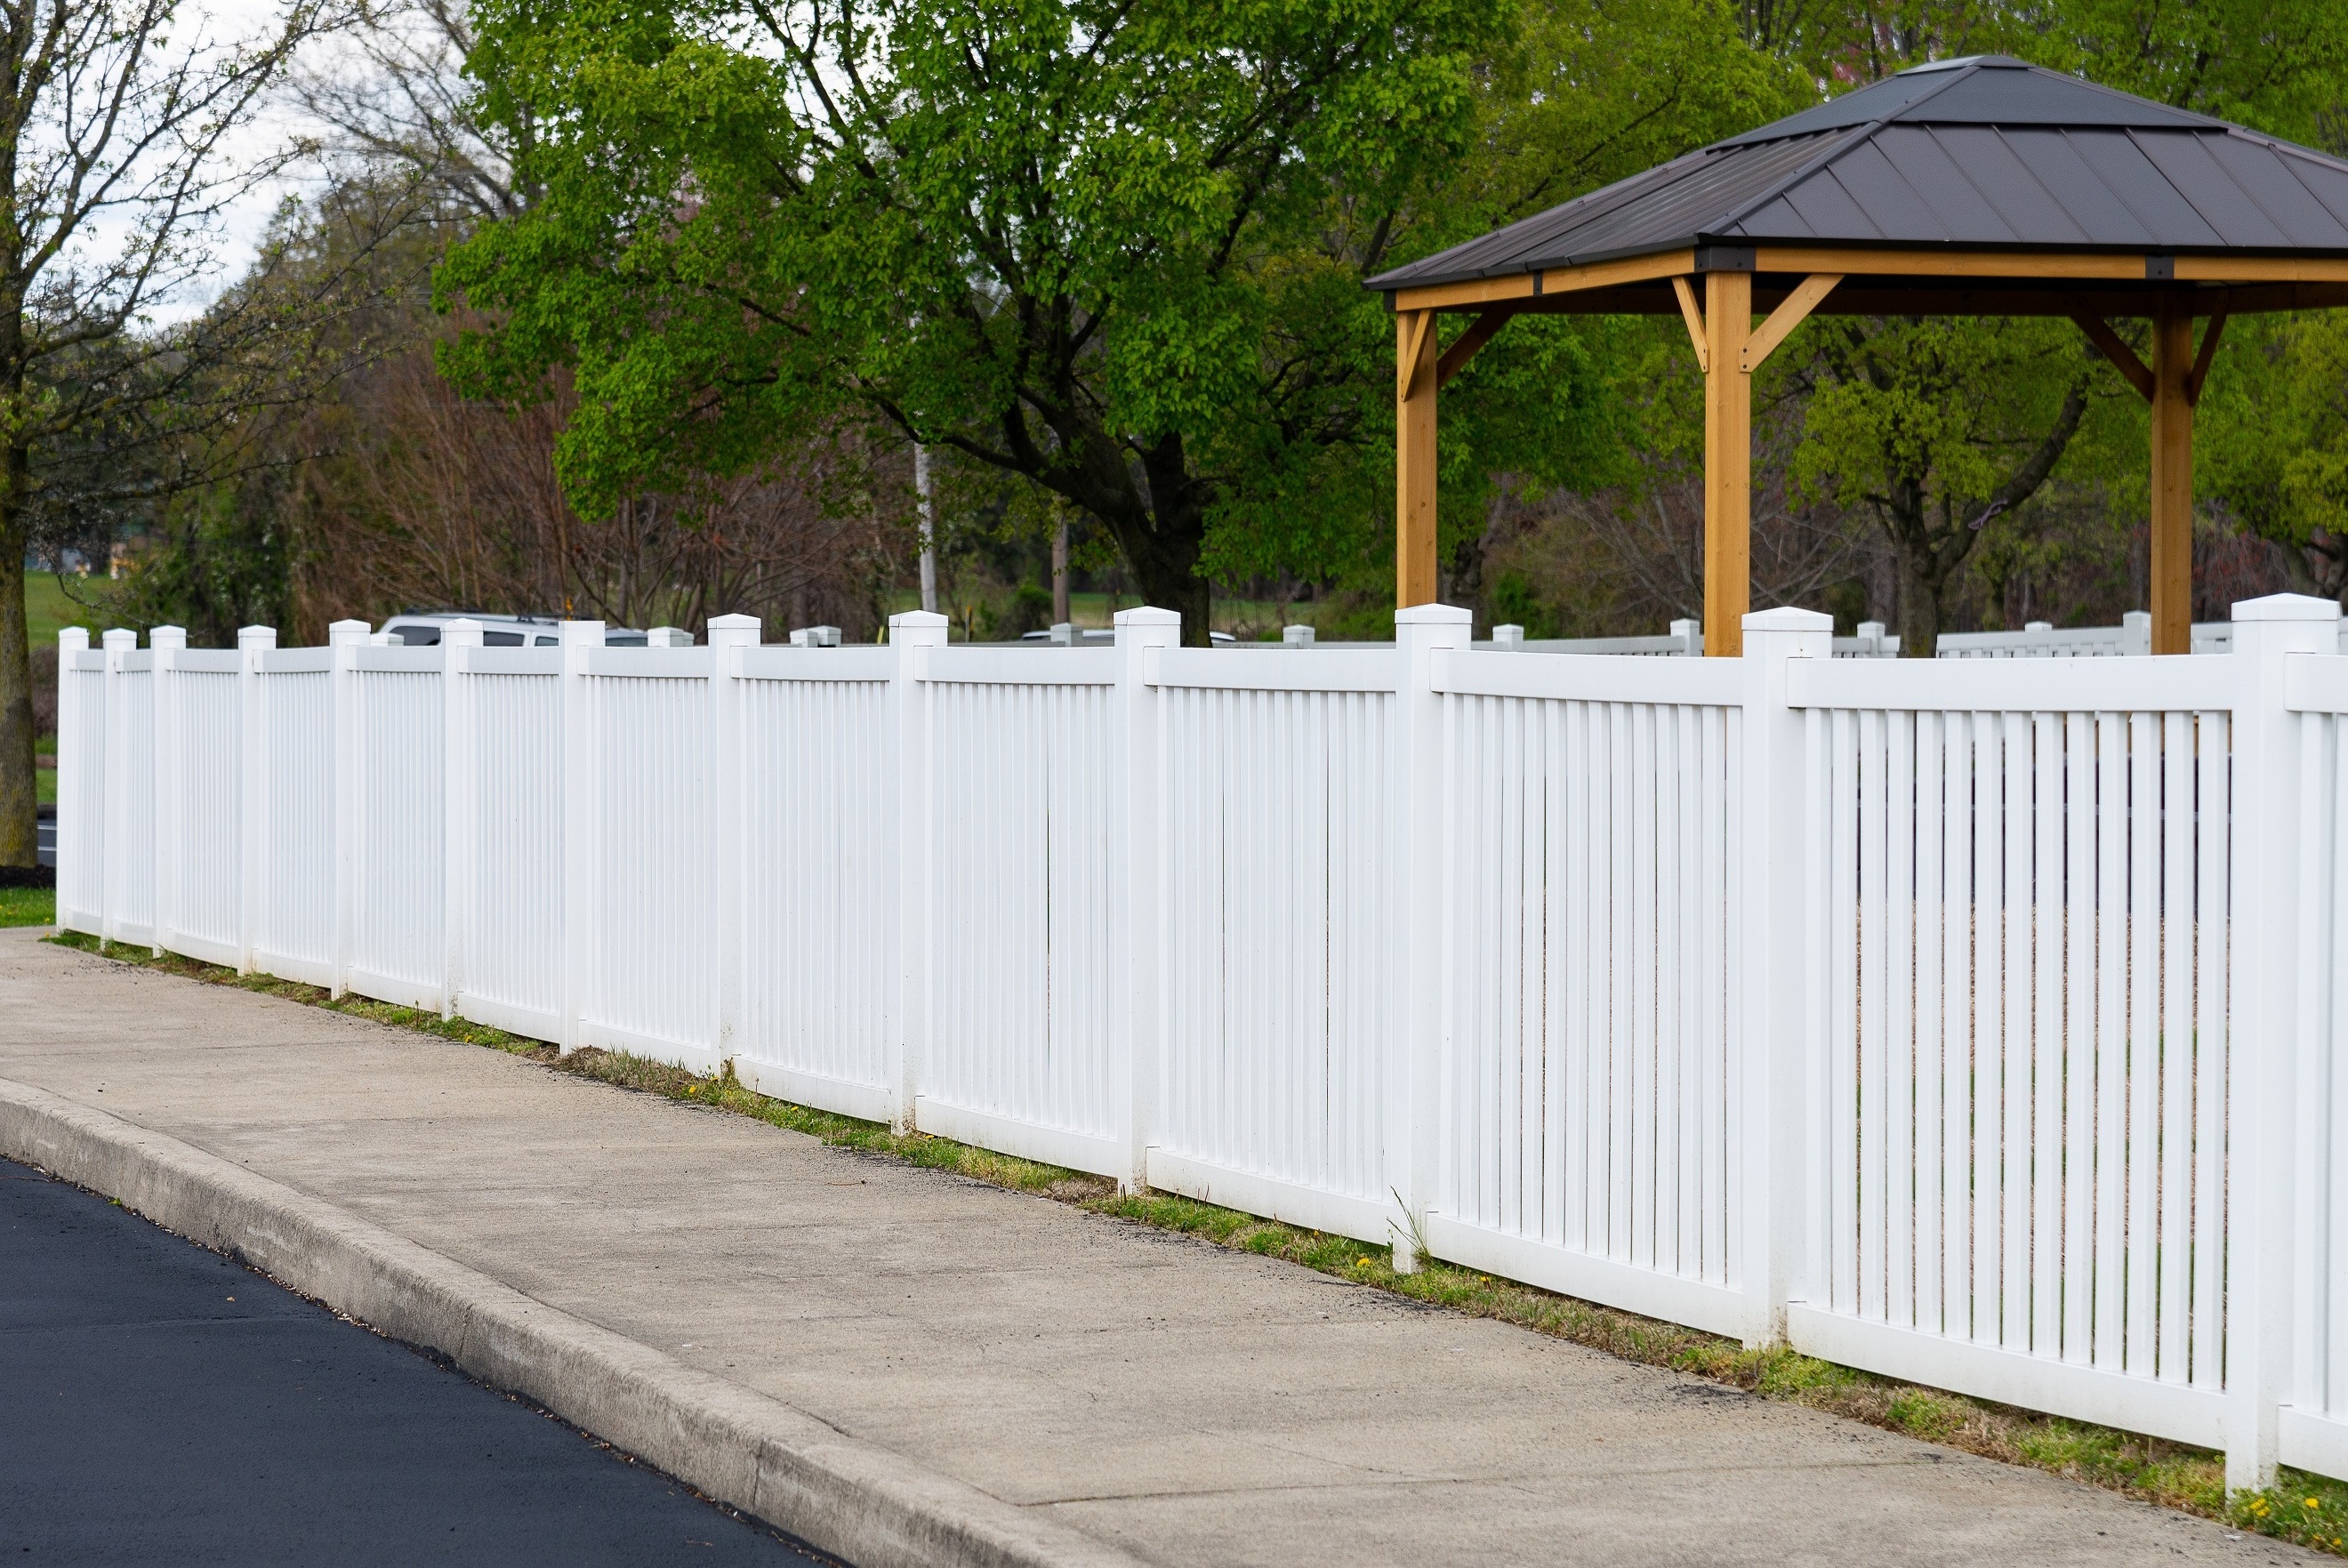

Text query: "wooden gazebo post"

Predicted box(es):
[1374, 55, 2348, 658]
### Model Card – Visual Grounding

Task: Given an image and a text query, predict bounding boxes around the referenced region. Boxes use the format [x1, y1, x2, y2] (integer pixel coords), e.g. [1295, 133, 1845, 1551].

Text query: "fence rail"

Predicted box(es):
[52, 596, 2348, 1492]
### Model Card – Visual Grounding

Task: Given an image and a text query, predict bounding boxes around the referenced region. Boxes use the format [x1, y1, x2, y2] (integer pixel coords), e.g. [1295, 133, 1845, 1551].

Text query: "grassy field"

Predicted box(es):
[37, 929, 2348, 1556]
[27, 571, 107, 647]
[1, 885, 54, 927]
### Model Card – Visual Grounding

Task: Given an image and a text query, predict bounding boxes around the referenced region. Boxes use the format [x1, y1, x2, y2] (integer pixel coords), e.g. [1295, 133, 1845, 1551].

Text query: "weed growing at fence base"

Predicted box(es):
[41, 928, 2348, 1556]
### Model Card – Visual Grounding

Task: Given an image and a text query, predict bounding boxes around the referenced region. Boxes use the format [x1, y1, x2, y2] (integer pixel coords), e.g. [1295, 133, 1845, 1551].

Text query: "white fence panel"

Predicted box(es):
[919, 648, 1123, 1174]
[102, 646, 157, 949]
[1783, 655, 2232, 1450]
[2284, 655, 2348, 1482]
[57, 597, 2348, 1491]
[56, 645, 105, 933]
[346, 647, 446, 1009]
[157, 650, 244, 968]
[1432, 652, 1750, 1336]
[456, 648, 565, 1039]
[734, 647, 897, 1121]
[1151, 647, 1396, 1241]
[253, 651, 336, 985]
[579, 648, 716, 1069]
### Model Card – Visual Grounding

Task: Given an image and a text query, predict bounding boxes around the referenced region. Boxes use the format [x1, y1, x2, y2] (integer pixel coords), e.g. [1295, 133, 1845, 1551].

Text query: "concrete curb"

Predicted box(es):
[0, 1075, 1146, 1568]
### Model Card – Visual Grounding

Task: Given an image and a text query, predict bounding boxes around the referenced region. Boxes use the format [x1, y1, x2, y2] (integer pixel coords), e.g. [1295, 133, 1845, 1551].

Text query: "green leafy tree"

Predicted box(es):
[0, 0, 334, 869]
[1786, 317, 2101, 653]
[439, 0, 1545, 644]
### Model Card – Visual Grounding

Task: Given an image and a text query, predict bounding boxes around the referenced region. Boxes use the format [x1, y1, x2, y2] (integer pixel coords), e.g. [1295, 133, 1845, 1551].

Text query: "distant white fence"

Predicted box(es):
[53, 597, 2348, 1492]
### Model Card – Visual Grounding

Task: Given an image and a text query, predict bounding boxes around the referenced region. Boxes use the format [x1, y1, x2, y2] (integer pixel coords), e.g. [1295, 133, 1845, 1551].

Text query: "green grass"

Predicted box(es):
[27, 571, 105, 647]
[41, 925, 2348, 1554]
[1, 886, 53, 927]
[36, 767, 55, 806]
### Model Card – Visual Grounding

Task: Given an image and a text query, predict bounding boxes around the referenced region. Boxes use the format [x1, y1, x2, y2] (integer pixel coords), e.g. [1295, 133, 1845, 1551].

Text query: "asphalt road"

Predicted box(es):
[0, 1157, 838, 1566]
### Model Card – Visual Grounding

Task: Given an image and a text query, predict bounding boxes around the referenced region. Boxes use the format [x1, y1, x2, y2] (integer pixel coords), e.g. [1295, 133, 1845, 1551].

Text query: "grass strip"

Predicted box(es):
[42, 929, 2348, 1556]
[2, 886, 56, 929]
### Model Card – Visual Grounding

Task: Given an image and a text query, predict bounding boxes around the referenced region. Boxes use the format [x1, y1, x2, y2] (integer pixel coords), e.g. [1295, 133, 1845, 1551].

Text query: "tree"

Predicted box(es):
[1785, 317, 2099, 654]
[439, 0, 1540, 645]
[0, 0, 343, 869]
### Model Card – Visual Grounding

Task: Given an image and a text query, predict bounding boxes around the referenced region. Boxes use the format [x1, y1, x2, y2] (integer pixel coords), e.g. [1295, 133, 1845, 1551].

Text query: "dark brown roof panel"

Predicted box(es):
[1933, 127, 2087, 244]
[1369, 55, 2348, 293]
[2280, 149, 2348, 231]
[1820, 139, 1955, 241]
[2202, 135, 2348, 246]
[2000, 130, 2157, 244]
[1876, 128, 2019, 240]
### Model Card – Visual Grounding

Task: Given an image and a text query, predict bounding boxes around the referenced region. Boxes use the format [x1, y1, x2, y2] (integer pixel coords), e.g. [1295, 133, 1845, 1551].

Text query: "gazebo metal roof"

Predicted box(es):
[1371, 55, 2348, 318]
[1377, 56, 2348, 658]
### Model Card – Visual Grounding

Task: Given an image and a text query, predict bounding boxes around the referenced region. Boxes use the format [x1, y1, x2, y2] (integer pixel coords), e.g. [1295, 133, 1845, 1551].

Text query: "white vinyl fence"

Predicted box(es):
[53, 596, 2348, 1491]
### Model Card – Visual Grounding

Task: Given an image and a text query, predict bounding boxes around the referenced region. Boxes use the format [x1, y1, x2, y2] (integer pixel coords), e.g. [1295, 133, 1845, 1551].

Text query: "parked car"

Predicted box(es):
[378, 612, 654, 647]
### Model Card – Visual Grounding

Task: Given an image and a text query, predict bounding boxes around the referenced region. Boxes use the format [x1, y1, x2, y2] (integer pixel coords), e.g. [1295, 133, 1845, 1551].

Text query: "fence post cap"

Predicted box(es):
[889, 609, 949, 631]
[443, 617, 486, 647]
[559, 620, 606, 647]
[1741, 606, 1831, 632]
[149, 624, 188, 650]
[2231, 593, 2340, 623]
[327, 619, 371, 647]
[1393, 603, 1472, 627]
[1112, 605, 1179, 628]
[237, 625, 278, 650]
[101, 627, 136, 651]
[706, 613, 760, 633]
[57, 626, 88, 651]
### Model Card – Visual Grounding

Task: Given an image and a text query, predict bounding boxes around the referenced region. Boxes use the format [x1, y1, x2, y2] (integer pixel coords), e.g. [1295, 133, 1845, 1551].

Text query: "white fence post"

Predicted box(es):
[55, 627, 88, 929]
[98, 629, 134, 948]
[1114, 605, 1179, 1194]
[441, 619, 484, 1019]
[327, 618, 369, 997]
[707, 613, 761, 1069]
[147, 625, 186, 958]
[1738, 607, 1831, 1346]
[889, 610, 948, 1132]
[237, 625, 277, 975]
[2229, 592, 2339, 1491]
[559, 620, 606, 1054]
[1392, 602, 1470, 1270]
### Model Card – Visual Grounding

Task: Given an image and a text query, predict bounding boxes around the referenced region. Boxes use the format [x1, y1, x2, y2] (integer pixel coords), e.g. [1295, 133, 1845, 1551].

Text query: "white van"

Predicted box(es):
[377, 613, 656, 647]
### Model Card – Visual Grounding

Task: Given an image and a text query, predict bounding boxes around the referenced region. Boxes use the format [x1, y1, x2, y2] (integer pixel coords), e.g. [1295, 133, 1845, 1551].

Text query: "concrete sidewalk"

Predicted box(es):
[0, 929, 2312, 1567]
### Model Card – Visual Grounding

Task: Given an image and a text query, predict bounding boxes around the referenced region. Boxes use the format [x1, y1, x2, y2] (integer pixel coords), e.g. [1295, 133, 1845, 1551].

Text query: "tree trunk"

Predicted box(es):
[0, 481, 34, 869]
[1894, 542, 1945, 660]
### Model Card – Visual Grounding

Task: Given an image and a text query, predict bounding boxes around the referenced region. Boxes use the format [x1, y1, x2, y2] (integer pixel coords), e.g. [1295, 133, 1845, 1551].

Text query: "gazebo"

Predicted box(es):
[1369, 54, 2348, 655]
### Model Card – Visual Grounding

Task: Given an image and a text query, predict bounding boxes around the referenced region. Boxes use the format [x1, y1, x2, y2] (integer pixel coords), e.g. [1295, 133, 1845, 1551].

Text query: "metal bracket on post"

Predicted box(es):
[440, 619, 484, 1020]
[2228, 592, 2340, 1492]
[888, 610, 949, 1133]
[1114, 604, 1180, 1194]
[1739, 605, 1831, 1347]
[706, 613, 761, 1070]
[237, 625, 277, 975]
[1392, 601, 1470, 1271]
[147, 625, 187, 958]
[326, 620, 369, 998]
[559, 620, 606, 1055]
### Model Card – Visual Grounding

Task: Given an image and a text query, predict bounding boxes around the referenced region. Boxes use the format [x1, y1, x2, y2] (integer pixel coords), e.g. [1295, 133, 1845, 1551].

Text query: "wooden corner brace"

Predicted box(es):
[1435, 307, 1517, 390]
[2073, 310, 2225, 407]
[1675, 274, 1840, 375]
[1741, 274, 1840, 373]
